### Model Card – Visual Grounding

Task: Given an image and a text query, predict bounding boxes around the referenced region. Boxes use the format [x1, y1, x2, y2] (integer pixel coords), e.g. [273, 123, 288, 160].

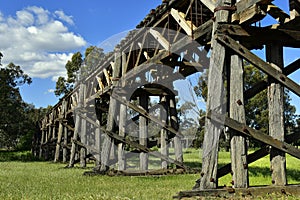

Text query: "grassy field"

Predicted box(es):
[0, 150, 300, 200]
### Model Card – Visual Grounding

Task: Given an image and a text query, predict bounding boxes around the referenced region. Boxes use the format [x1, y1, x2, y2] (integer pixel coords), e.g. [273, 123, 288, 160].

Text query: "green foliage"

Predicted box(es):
[55, 46, 105, 97]
[0, 63, 32, 149]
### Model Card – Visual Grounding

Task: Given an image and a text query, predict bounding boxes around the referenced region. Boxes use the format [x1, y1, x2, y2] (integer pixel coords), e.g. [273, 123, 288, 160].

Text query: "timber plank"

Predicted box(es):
[207, 111, 300, 159]
[217, 34, 300, 97]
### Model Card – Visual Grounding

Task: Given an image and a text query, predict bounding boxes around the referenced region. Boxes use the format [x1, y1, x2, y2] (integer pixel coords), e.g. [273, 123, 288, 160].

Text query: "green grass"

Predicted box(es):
[0, 150, 300, 199]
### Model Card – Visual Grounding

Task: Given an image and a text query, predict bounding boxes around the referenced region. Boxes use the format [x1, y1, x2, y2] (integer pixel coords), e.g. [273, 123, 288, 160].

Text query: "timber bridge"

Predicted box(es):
[32, 0, 300, 198]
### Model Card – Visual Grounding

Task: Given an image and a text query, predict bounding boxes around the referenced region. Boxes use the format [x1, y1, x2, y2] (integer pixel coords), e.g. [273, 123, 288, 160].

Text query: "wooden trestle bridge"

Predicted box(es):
[32, 0, 300, 198]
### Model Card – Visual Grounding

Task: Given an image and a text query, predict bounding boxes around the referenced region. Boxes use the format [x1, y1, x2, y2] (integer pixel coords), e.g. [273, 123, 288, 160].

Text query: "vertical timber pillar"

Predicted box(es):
[54, 101, 66, 162]
[39, 123, 46, 158]
[139, 94, 149, 171]
[266, 44, 287, 186]
[118, 51, 128, 171]
[99, 48, 121, 172]
[95, 120, 101, 167]
[62, 126, 68, 163]
[80, 84, 87, 168]
[160, 95, 169, 169]
[229, 54, 249, 188]
[199, 0, 232, 189]
[169, 95, 183, 165]
[69, 85, 84, 167]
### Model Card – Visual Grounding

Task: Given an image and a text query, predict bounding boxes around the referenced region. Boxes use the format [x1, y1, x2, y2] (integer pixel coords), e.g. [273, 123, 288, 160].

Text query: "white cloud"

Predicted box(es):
[0, 6, 87, 81]
[54, 10, 74, 25]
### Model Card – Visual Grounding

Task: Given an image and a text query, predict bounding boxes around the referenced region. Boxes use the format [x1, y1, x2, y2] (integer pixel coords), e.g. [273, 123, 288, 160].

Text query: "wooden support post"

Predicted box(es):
[54, 101, 66, 162]
[229, 54, 249, 188]
[80, 114, 87, 167]
[99, 49, 121, 172]
[266, 44, 287, 186]
[199, 0, 232, 190]
[160, 95, 169, 169]
[139, 94, 149, 171]
[80, 84, 87, 168]
[39, 129, 45, 158]
[68, 84, 84, 167]
[95, 120, 101, 166]
[118, 51, 129, 171]
[62, 126, 68, 163]
[169, 96, 183, 165]
[118, 97, 127, 171]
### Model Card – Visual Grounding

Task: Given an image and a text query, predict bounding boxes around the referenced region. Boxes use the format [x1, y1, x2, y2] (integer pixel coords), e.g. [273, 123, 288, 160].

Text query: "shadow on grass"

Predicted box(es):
[249, 166, 300, 182]
[0, 150, 43, 162]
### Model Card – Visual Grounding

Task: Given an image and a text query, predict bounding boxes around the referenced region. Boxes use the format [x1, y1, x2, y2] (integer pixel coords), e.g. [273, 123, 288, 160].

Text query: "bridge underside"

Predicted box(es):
[32, 0, 300, 198]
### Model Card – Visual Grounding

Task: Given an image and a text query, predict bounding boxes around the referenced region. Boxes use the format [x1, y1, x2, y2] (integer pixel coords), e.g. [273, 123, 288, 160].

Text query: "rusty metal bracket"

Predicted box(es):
[214, 6, 236, 13]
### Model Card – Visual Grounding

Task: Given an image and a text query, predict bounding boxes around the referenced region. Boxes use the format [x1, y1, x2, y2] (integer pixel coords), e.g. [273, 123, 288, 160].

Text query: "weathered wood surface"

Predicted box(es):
[229, 53, 248, 188]
[217, 34, 300, 97]
[266, 44, 287, 185]
[199, 0, 232, 189]
[68, 84, 84, 167]
[207, 111, 300, 159]
[218, 24, 300, 48]
[176, 185, 300, 199]
[139, 94, 149, 171]
[160, 95, 169, 169]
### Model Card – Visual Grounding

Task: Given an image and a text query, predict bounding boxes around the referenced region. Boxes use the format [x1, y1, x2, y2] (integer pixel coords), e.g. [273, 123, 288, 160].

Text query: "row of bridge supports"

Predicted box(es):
[32, 0, 300, 198]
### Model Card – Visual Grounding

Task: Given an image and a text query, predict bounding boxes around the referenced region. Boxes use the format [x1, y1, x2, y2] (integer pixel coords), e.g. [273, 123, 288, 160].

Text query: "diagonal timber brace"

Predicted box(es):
[244, 58, 300, 100]
[109, 91, 183, 138]
[76, 112, 188, 170]
[216, 34, 300, 97]
[207, 111, 300, 159]
[149, 29, 170, 50]
[170, 8, 197, 36]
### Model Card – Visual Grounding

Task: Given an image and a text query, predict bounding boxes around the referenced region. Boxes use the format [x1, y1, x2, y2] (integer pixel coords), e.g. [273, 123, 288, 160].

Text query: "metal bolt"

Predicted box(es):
[236, 99, 243, 106]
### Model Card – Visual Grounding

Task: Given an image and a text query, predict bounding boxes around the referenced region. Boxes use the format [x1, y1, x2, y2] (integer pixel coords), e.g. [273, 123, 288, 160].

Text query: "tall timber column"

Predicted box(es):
[169, 96, 182, 165]
[160, 95, 169, 169]
[199, 0, 232, 189]
[229, 54, 249, 188]
[266, 44, 287, 185]
[139, 93, 149, 171]
[80, 84, 87, 167]
[99, 48, 121, 172]
[62, 126, 68, 163]
[54, 100, 66, 162]
[95, 120, 101, 167]
[39, 120, 46, 158]
[69, 85, 84, 167]
[118, 51, 128, 171]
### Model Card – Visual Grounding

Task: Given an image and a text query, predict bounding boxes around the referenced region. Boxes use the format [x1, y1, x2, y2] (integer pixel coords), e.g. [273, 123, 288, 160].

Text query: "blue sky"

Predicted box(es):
[0, 0, 299, 112]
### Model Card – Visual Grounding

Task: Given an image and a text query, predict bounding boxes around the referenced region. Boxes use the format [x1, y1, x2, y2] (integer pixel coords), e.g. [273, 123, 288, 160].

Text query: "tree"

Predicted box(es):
[55, 52, 83, 96]
[54, 46, 105, 97]
[0, 62, 32, 149]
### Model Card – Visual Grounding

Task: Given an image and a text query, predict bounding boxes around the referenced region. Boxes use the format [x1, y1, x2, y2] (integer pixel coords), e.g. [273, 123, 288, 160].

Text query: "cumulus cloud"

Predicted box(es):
[0, 7, 87, 81]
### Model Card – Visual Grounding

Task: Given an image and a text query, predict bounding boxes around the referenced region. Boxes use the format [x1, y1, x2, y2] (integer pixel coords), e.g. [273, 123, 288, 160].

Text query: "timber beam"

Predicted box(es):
[207, 111, 300, 159]
[176, 185, 300, 199]
[217, 132, 300, 178]
[218, 24, 300, 48]
[244, 58, 300, 100]
[217, 34, 300, 97]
